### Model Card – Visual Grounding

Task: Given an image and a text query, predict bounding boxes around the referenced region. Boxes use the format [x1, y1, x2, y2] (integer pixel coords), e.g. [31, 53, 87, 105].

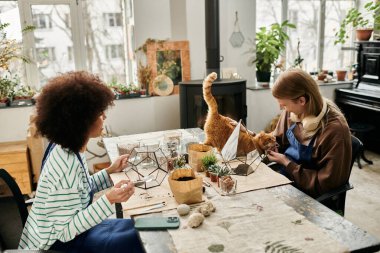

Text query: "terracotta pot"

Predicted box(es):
[210, 172, 218, 182]
[336, 70, 347, 81]
[205, 169, 210, 177]
[356, 29, 373, 41]
[317, 73, 326, 81]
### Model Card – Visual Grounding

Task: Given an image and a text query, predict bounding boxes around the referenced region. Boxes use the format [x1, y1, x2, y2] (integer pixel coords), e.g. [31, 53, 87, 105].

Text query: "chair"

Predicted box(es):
[316, 135, 363, 216]
[0, 169, 29, 251]
[349, 122, 374, 169]
[0, 168, 60, 253]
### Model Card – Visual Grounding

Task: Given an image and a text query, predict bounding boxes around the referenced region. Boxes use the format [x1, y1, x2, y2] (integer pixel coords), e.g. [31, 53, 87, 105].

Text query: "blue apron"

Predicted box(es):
[41, 143, 143, 253]
[279, 124, 316, 176]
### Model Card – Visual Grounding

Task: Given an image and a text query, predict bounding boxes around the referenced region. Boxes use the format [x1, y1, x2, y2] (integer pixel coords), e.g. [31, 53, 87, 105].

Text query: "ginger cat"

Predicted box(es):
[202, 72, 276, 156]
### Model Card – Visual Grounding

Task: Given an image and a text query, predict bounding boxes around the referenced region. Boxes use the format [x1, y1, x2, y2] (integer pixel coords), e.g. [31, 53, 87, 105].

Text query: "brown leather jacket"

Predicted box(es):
[273, 108, 352, 198]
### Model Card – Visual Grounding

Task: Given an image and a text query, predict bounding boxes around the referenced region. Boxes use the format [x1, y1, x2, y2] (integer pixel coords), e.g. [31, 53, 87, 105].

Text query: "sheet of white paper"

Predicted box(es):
[221, 119, 241, 161]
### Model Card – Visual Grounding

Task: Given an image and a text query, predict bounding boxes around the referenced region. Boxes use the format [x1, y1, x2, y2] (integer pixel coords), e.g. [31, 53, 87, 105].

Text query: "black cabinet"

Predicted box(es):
[357, 41, 380, 86]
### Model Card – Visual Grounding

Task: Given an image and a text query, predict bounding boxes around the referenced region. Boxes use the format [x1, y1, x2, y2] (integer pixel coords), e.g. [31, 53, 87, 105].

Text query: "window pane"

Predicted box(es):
[84, 0, 127, 84]
[0, 1, 26, 84]
[324, 0, 355, 71]
[256, 0, 282, 29]
[31, 5, 74, 86]
[287, 0, 320, 72]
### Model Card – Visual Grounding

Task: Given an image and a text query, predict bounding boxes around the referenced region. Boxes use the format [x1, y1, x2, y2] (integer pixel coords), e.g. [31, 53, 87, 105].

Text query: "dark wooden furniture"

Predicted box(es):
[336, 41, 380, 159]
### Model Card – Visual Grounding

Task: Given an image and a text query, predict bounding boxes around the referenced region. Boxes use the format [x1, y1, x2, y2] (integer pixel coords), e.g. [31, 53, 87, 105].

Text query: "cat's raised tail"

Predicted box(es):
[203, 72, 218, 116]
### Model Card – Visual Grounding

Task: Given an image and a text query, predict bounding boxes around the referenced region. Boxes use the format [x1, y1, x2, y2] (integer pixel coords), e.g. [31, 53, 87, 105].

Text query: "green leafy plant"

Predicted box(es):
[201, 154, 218, 170]
[334, 1, 380, 45]
[207, 164, 220, 174]
[292, 40, 304, 69]
[173, 155, 187, 169]
[0, 23, 34, 71]
[247, 20, 296, 73]
[13, 84, 36, 100]
[216, 166, 231, 177]
[0, 76, 17, 101]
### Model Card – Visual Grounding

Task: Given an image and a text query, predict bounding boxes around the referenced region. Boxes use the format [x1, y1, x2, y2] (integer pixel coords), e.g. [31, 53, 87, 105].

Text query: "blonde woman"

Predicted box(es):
[267, 69, 352, 198]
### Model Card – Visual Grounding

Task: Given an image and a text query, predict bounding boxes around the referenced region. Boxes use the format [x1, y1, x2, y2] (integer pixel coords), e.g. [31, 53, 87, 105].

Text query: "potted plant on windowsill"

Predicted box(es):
[334, 1, 380, 45]
[0, 77, 16, 107]
[137, 61, 151, 97]
[247, 20, 295, 86]
[1, 23, 34, 107]
[11, 85, 37, 107]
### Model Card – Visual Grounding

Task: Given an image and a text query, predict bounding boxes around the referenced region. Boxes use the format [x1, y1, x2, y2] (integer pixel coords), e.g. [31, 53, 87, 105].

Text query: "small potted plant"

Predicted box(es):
[0, 77, 16, 107]
[173, 154, 187, 169]
[201, 154, 218, 177]
[208, 164, 220, 183]
[127, 84, 141, 98]
[11, 85, 36, 106]
[335, 1, 380, 45]
[137, 61, 151, 97]
[246, 20, 295, 86]
[336, 69, 347, 81]
[216, 166, 231, 187]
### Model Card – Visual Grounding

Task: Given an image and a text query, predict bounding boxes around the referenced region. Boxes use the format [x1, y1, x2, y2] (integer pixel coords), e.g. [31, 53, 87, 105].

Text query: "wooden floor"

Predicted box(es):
[345, 150, 380, 246]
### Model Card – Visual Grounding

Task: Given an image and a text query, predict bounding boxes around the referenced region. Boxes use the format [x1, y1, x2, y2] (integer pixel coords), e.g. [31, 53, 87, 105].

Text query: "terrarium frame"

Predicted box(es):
[126, 145, 169, 189]
[221, 151, 262, 176]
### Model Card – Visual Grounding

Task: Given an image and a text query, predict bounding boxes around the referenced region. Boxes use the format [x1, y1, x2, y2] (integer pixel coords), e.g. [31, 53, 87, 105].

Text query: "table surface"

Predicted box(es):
[104, 129, 380, 253]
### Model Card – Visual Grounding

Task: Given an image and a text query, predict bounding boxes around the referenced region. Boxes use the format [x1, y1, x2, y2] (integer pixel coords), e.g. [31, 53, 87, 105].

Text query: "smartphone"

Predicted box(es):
[134, 216, 180, 231]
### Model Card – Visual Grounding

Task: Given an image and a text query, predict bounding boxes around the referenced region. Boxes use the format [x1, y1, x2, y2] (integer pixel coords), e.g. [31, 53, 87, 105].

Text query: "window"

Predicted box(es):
[36, 47, 56, 65]
[104, 13, 122, 27]
[0, 1, 26, 84]
[16, 0, 135, 88]
[33, 14, 52, 29]
[106, 44, 124, 59]
[67, 46, 73, 61]
[64, 13, 71, 28]
[287, 0, 320, 72]
[323, 0, 356, 71]
[256, 0, 282, 29]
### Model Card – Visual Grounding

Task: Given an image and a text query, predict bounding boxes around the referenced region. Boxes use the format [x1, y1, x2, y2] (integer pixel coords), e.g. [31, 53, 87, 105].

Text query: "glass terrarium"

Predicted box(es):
[126, 144, 169, 189]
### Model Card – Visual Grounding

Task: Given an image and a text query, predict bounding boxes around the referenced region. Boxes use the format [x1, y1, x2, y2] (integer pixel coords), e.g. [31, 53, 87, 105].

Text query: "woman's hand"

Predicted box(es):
[105, 180, 135, 205]
[106, 154, 129, 174]
[267, 150, 291, 167]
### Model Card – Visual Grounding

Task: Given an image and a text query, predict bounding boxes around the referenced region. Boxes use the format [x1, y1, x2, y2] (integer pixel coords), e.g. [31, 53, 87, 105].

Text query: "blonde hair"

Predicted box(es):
[272, 69, 344, 137]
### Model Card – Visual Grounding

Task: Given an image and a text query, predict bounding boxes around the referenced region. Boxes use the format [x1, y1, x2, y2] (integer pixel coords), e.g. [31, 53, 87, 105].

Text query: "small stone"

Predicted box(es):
[177, 204, 190, 216]
[187, 213, 204, 228]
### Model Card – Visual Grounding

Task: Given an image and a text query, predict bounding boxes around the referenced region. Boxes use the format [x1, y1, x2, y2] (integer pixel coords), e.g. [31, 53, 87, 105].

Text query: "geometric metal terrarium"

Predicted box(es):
[126, 144, 169, 190]
[221, 151, 261, 176]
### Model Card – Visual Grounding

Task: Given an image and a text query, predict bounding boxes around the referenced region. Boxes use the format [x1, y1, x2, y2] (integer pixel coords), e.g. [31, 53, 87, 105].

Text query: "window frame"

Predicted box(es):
[255, 0, 356, 72]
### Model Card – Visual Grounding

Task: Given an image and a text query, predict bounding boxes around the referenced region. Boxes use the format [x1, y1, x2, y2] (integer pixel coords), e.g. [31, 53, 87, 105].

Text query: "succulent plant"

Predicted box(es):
[173, 154, 187, 169]
[216, 166, 231, 177]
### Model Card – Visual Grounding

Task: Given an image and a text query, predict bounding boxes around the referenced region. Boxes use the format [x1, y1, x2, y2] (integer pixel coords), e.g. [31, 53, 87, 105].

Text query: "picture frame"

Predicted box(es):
[146, 40, 191, 95]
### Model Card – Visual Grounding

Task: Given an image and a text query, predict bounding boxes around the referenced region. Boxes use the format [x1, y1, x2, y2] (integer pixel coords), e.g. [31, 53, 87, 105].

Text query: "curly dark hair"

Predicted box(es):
[35, 71, 114, 152]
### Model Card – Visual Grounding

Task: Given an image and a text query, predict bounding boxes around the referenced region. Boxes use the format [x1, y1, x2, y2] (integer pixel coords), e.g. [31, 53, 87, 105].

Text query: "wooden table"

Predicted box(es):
[104, 129, 380, 253]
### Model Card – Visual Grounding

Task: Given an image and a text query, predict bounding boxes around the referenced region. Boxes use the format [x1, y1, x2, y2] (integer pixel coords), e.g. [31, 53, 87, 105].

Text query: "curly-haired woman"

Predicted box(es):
[19, 71, 143, 253]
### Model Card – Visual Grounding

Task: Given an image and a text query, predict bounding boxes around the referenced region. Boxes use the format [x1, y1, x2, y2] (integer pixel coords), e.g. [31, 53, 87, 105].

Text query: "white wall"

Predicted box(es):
[134, 0, 255, 82]
[220, 0, 255, 84]
[246, 82, 353, 132]
[134, 0, 172, 49]
[0, 95, 180, 170]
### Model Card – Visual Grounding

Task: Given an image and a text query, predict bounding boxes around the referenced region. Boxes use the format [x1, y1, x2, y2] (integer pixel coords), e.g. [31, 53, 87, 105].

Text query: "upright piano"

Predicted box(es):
[335, 41, 380, 154]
